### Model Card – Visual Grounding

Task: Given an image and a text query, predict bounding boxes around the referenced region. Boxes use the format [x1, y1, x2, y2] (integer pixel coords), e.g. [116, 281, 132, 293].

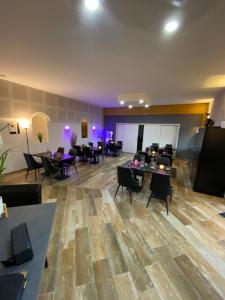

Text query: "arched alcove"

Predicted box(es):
[31, 112, 50, 143]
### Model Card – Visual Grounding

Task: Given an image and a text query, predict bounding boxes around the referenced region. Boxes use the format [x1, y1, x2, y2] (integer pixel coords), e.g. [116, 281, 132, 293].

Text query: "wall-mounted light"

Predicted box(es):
[128, 105, 133, 109]
[64, 125, 70, 130]
[19, 119, 30, 129]
[92, 125, 96, 131]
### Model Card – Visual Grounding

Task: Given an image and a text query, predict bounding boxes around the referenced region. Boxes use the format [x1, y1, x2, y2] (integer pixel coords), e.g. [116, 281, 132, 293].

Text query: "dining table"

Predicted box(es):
[33, 152, 74, 180]
[122, 160, 177, 179]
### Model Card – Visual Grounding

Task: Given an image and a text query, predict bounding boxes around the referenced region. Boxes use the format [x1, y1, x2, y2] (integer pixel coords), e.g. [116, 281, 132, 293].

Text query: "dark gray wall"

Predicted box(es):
[104, 114, 202, 159]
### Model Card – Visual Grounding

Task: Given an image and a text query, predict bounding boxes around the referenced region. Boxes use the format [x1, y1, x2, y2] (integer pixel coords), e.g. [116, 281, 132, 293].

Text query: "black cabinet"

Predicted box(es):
[194, 127, 225, 197]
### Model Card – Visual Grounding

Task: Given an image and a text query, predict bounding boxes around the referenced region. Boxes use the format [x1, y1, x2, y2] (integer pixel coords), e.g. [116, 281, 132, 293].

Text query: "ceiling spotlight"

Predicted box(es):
[84, 0, 99, 11]
[171, 0, 187, 8]
[139, 99, 144, 104]
[120, 100, 125, 105]
[145, 104, 149, 108]
[128, 105, 133, 109]
[165, 20, 179, 33]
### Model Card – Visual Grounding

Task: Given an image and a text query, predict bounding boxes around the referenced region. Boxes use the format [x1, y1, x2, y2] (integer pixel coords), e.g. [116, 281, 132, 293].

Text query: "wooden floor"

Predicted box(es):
[4, 154, 225, 300]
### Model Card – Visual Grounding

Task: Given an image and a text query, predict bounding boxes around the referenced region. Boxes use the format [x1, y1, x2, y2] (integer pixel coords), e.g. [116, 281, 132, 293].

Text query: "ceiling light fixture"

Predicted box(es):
[120, 100, 125, 105]
[165, 20, 179, 33]
[139, 99, 144, 104]
[128, 105, 133, 109]
[84, 0, 99, 11]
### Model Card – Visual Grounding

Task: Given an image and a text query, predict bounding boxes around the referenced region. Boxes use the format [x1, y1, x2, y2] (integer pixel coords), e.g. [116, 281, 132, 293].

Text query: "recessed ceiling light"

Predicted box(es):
[145, 104, 149, 108]
[171, 0, 187, 8]
[165, 20, 179, 33]
[139, 99, 144, 104]
[84, 0, 99, 11]
[120, 100, 125, 105]
[128, 105, 133, 109]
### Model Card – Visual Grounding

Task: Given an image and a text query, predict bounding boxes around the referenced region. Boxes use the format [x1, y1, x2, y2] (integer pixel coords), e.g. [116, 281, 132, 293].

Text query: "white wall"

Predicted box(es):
[0, 120, 101, 173]
[211, 89, 225, 126]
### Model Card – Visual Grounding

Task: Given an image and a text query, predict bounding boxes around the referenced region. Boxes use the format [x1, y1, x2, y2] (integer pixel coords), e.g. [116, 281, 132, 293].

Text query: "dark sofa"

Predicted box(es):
[0, 183, 42, 207]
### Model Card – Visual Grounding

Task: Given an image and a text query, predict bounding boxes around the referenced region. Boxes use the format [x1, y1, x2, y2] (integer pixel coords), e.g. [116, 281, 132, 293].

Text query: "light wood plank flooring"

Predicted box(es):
[3, 154, 225, 300]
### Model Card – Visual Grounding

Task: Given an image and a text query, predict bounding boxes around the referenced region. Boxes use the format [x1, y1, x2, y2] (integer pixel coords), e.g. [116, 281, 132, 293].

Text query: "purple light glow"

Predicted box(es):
[92, 125, 96, 131]
[65, 125, 70, 130]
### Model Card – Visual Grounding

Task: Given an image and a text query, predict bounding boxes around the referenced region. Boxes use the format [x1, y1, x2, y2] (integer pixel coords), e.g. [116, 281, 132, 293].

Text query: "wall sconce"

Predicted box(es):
[19, 119, 30, 153]
[92, 125, 96, 131]
[64, 125, 70, 130]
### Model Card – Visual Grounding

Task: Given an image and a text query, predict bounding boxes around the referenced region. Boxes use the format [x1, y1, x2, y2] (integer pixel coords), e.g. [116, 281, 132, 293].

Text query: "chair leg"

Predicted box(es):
[114, 185, 120, 199]
[26, 169, 29, 179]
[170, 188, 173, 203]
[129, 191, 132, 204]
[35, 169, 37, 181]
[45, 257, 48, 268]
[146, 193, 152, 208]
[74, 165, 78, 173]
[166, 198, 169, 215]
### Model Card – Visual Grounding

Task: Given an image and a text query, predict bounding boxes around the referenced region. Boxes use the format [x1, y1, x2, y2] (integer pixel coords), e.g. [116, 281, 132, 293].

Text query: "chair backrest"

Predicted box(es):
[156, 156, 170, 166]
[57, 147, 64, 154]
[23, 153, 38, 170]
[69, 149, 77, 157]
[0, 183, 42, 207]
[88, 142, 94, 147]
[98, 141, 103, 147]
[145, 147, 150, 152]
[109, 143, 116, 151]
[150, 172, 171, 199]
[41, 157, 55, 174]
[74, 145, 82, 156]
[138, 151, 150, 163]
[165, 146, 173, 155]
[133, 154, 145, 162]
[83, 146, 92, 157]
[117, 166, 137, 188]
[151, 144, 159, 152]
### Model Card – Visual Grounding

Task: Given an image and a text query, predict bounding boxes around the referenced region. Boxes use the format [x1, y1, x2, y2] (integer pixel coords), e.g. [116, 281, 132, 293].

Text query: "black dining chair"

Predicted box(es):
[96, 144, 104, 161]
[88, 142, 94, 147]
[138, 151, 151, 164]
[74, 145, 84, 161]
[165, 146, 173, 155]
[151, 144, 159, 152]
[57, 147, 65, 154]
[156, 156, 171, 166]
[0, 183, 42, 207]
[23, 153, 43, 180]
[133, 154, 145, 187]
[64, 149, 78, 174]
[114, 166, 140, 204]
[109, 143, 119, 157]
[83, 146, 98, 165]
[146, 172, 173, 215]
[117, 141, 123, 152]
[41, 157, 68, 184]
[162, 153, 173, 166]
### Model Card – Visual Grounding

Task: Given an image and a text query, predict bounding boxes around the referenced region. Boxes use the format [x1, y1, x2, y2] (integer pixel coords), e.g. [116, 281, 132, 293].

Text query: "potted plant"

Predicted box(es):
[37, 132, 43, 143]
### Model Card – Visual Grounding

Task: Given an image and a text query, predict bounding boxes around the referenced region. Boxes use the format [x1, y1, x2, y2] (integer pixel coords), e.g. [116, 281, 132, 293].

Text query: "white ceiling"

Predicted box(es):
[0, 0, 225, 107]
